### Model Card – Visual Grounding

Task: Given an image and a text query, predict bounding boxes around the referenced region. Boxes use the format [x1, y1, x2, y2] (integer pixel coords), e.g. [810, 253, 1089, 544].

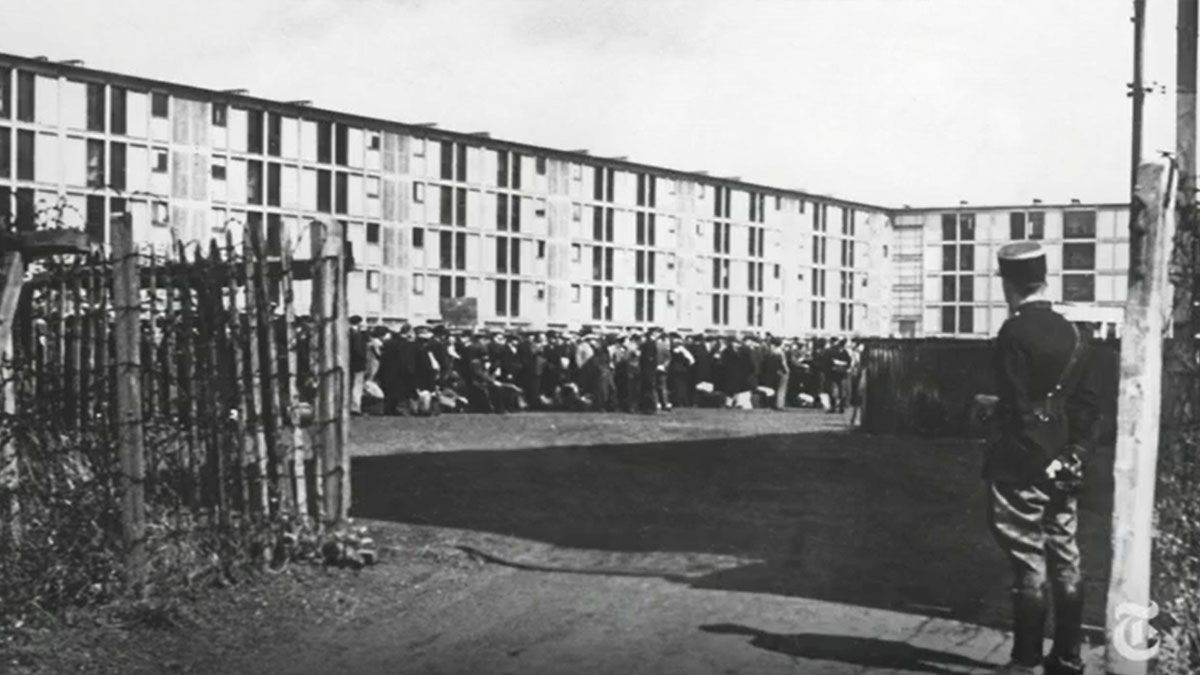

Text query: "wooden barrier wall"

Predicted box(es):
[0, 214, 349, 585]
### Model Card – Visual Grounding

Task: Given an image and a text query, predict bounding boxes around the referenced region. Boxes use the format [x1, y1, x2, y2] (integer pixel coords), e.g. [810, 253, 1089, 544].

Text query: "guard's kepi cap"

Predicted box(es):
[997, 241, 1047, 285]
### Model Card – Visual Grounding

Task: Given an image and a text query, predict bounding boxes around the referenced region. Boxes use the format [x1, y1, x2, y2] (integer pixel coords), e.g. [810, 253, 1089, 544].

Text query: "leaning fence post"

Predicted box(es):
[111, 213, 147, 591]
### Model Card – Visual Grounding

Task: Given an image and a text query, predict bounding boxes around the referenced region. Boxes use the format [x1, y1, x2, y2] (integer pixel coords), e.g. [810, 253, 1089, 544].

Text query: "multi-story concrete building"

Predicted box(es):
[891, 203, 1129, 338]
[0, 53, 1129, 338]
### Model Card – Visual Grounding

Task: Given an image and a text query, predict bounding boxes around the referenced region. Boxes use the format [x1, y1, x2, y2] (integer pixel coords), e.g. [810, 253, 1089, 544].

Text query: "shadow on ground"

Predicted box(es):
[350, 429, 1113, 630]
[700, 623, 996, 675]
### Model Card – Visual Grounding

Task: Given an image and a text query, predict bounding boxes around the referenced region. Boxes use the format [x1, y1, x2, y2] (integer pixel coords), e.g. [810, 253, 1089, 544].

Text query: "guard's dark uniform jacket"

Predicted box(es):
[986, 301, 1100, 484]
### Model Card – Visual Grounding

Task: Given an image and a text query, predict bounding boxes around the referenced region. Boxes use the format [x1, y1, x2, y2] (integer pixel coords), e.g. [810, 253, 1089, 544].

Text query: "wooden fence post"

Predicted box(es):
[335, 230, 350, 523]
[0, 250, 26, 544]
[111, 213, 146, 591]
[310, 219, 347, 525]
[1106, 161, 1176, 675]
[279, 238, 307, 521]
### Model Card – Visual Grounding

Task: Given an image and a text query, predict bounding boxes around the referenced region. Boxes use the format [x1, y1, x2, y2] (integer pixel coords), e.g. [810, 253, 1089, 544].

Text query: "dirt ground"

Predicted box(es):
[2, 409, 1114, 674]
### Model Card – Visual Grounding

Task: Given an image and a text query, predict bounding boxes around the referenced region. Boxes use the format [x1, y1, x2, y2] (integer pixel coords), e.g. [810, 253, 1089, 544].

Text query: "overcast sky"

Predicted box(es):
[5, 0, 1179, 207]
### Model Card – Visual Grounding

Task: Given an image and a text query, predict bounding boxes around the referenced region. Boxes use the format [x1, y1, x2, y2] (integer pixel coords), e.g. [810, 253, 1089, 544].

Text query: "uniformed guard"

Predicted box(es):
[986, 241, 1099, 675]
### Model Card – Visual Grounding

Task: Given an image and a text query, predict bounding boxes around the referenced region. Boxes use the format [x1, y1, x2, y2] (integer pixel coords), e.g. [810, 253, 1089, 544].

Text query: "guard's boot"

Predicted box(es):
[1044, 583, 1085, 675]
[994, 587, 1048, 674]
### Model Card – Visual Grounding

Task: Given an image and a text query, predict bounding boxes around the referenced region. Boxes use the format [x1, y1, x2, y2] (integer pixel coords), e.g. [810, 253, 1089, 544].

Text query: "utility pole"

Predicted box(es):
[1131, 0, 1148, 195]
[1106, 2, 1174, 674]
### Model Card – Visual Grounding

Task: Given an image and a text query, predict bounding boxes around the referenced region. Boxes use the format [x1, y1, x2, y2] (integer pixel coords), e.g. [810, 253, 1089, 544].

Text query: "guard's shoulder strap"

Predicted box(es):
[1049, 322, 1084, 400]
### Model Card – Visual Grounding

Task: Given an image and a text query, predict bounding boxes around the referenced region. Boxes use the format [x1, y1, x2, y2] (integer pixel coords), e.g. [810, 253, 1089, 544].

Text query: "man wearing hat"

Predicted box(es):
[985, 241, 1099, 675]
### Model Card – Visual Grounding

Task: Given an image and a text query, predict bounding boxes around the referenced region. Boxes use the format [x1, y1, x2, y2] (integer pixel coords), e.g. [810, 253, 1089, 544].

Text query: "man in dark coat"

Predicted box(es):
[667, 332, 695, 407]
[379, 324, 416, 415]
[984, 242, 1099, 675]
[826, 338, 853, 414]
[638, 329, 660, 414]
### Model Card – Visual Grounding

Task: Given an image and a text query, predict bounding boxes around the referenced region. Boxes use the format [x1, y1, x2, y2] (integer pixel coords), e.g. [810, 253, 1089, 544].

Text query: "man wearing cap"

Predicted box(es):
[985, 241, 1099, 675]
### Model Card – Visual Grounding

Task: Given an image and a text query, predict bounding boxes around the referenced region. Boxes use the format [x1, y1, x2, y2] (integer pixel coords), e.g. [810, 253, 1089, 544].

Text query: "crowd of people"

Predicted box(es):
[348, 318, 866, 420]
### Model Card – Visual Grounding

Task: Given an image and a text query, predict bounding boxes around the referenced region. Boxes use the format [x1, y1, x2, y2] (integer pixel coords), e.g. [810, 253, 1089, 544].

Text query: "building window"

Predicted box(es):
[1, 128, 14, 178]
[941, 214, 956, 241]
[1029, 212, 1045, 239]
[0, 67, 9, 120]
[248, 161, 264, 205]
[152, 149, 168, 173]
[86, 82, 105, 132]
[85, 139, 106, 188]
[440, 140, 453, 180]
[16, 71, 34, 123]
[496, 193, 508, 230]
[535, 155, 547, 175]
[211, 159, 227, 181]
[941, 306, 956, 334]
[495, 279, 509, 316]
[110, 87, 126, 135]
[1063, 242, 1096, 270]
[152, 201, 169, 226]
[1009, 212, 1026, 240]
[267, 162, 280, 206]
[1063, 210, 1097, 239]
[942, 244, 957, 271]
[317, 169, 332, 212]
[334, 124, 348, 166]
[0, 127, 12, 180]
[413, 182, 425, 203]
[412, 227, 425, 248]
[366, 271, 380, 292]
[537, 240, 546, 259]
[150, 92, 169, 118]
[1063, 274, 1095, 302]
[366, 222, 380, 245]
[455, 231, 466, 270]
[414, 274, 425, 295]
[248, 110, 264, 154]
[958, 307, 974, 333]
[212, 103, 228, 127]
[317, 121, 332, 164]
[496, 149, 509, 187]
[439, 231, 453, 269]
[439, 186, 452, 225]
[267, 112, 281, 156]
[496, 236, 509, 273]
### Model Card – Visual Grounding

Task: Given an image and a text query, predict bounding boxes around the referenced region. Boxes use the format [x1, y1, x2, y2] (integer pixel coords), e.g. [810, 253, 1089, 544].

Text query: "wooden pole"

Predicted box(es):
[1107, 161, 1177, 675]
[279, 236, 307, 521]
[334, 228, 350, 523]
[308, 222, 326, 526]
[0, 250, 25, 544]
[312, 219, 345, 524]
[111, 213, 146, 591]
[1131, 0, 1148, 195]
[242, 231, 270, 516]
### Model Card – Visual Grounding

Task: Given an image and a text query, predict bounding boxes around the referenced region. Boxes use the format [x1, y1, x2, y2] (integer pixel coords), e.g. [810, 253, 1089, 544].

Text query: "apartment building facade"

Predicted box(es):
[0, 53, 890, 337]
[0, 53, 1130, 338]
[890, 203, 1130, 338]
